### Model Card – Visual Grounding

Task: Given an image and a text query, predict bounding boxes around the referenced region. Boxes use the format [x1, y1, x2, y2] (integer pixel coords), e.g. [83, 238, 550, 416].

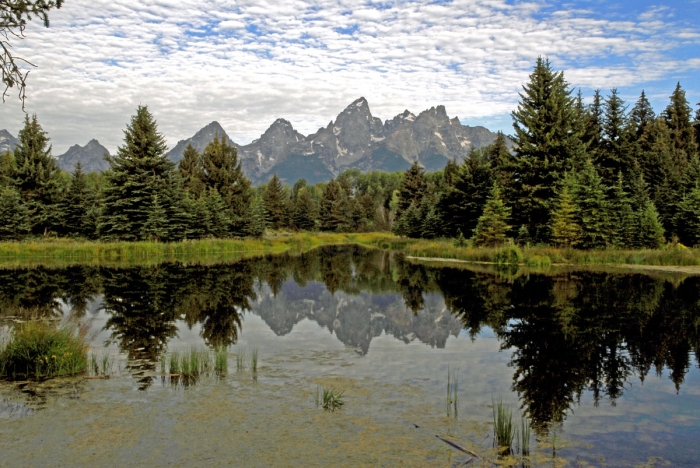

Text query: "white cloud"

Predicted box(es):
[0, 0, 698, 155]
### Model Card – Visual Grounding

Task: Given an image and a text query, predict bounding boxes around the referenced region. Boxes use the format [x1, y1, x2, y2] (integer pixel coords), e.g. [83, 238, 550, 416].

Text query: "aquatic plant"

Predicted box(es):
[88, 351, 114, 377]
[0, 321, 88, 380]
[445, 366, 459, 418]
[159, 352, 167, 374]
[250, 346, 259, 376]
[214, 346, 228, 375]
[492, 399, 517, 455]
[520, 416, 531, 457]
[235, 348, 247, 373]
[318, 386, 344, 412]
[168, 351, 180, 375]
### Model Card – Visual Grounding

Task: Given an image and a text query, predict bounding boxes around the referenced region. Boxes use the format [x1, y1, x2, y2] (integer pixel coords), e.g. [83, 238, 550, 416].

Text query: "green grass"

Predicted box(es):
[1, 232, 698, 269]
[235, 348, 247, 373]
[214, 346, 228, 376]
[0, 321, 88, 380]
[163, 348, 213, 384]
[250, 346, 258, 376]
[316, 385, 344, 412]
[445, 366, 459, 418]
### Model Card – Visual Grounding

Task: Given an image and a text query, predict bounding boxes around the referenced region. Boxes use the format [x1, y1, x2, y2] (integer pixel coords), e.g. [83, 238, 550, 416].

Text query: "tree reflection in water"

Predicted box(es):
[0, 246, 698, 424]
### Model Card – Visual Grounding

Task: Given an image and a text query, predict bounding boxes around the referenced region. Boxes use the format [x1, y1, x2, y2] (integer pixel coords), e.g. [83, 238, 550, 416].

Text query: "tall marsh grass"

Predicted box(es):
[445, 366, 459, 418]
[492, 398, 531, 460]
[0, 321, 88, 380]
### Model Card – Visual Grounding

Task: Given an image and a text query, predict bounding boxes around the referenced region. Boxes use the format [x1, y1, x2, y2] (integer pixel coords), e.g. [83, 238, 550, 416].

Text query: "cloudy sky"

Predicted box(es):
[1, 0, 699, 155]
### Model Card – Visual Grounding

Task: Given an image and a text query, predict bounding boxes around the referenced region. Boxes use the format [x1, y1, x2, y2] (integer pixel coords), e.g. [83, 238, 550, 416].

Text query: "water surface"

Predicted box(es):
[1, 246, 699, 467]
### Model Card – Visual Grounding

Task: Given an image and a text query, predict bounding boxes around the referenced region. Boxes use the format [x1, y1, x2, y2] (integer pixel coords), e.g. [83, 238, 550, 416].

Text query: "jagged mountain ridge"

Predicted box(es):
[56, 139, 111, 173]
[1, 98, 510, 183]
[167, 97, 512, 184]
[0, 129, 19, 155]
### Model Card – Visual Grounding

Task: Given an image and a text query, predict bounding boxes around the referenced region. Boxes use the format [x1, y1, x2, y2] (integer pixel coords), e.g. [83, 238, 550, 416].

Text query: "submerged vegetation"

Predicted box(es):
[316, 385, 345, 412]
[0, 321, 88, 380]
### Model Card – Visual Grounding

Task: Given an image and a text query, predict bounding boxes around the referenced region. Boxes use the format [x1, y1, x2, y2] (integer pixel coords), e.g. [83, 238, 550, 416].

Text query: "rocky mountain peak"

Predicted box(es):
[0, 129, 19, 154]
[56, 139, 110, 173]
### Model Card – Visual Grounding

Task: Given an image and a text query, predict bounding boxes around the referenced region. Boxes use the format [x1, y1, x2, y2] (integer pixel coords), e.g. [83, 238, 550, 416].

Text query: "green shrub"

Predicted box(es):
[494, 245, 523, 264]
[0, 321, 88, 380]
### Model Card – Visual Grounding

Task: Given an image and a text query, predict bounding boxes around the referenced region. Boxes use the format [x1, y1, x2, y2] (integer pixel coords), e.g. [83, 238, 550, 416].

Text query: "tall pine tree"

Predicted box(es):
[397, 161, 426, 215]
[200, 134, 252, 236]
[572, 158, 610, 249]
[473, 183, 511, 247]
[550, 180, 582, 248]
[263, 173, 287, 229]
[0, 185, 30, 240]
[12, 114, 62, 235]
[510, 57, 582, 243]
[663, 83, 698, 160]
[61, 162, 95, 238]
[178, 144, 205, 197]
[99, 106, 176, 241]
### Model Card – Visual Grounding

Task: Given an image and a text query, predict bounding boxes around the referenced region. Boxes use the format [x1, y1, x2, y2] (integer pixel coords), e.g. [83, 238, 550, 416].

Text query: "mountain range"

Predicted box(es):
[1, 98, 511, 184]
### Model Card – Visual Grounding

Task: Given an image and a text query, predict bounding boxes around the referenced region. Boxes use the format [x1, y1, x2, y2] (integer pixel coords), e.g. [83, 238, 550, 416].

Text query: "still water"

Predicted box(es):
[1, 246, 699, 467]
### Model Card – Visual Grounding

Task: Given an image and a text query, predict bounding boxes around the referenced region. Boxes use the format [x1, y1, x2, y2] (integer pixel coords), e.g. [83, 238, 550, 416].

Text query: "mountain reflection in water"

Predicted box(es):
[1, 245, 699, 427]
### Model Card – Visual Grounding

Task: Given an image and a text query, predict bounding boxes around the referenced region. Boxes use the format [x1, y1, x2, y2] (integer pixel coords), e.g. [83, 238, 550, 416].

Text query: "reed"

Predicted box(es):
[492, 399, 517, 455]
[235, 348, 247, 373]
[250, 346, 259, 375]
[0, 321, 88, 380]
[88, 351, 114, 377]
[168, 351, 181, 375]
[214, 346, 228, 375]
[520, 416, 531, 457]
[445, 366, 459, 418]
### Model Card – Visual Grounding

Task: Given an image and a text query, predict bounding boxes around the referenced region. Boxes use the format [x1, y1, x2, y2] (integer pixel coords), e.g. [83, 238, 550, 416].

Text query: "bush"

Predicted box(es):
[0, 321, 88, 380]
[495, 245, 523, 264]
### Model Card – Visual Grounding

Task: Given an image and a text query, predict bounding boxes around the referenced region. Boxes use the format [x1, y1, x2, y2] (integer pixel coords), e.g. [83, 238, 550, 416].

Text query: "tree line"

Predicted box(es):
[0, 58, 699, 248]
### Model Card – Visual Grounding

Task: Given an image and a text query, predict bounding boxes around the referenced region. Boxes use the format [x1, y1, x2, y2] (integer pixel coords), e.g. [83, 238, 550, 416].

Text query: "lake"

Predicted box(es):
[1, 245, 699, 467]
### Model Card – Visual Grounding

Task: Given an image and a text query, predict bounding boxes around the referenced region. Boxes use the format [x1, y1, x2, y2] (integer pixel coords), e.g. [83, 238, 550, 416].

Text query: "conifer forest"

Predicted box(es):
[1, 58, 699, 249]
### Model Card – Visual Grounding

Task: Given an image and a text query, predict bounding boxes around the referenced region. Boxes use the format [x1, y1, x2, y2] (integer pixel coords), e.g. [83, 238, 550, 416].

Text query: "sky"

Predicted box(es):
[1, 0, 699, 155]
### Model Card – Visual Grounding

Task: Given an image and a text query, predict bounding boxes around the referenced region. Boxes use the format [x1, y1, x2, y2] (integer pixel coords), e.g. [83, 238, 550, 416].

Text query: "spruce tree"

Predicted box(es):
[550, 182, 582, 248]
[61, 162, 94, 238]
[263, 173, 287, 229]
[200, 134, 252, 236]
[178, 144, 205, 197]
[663, 83, 698, 159]
[397, 161, 426, 214]
[599, 88, 630, 185]
[319, 179, 348, 231]
[203, 188, 231, 239]
[292, 188, 317, 231]
[510, 57, 582, 243]
[142, 195, 168, 242]
[609, 173, 636, 248]
[440, 148, 493, 237]
[629, 90, 656, 138]
[12, 114, 62, 235]
[490, 132, 514, 188]
[0, 185, 30, 240]
[0, 151, 15, 187]
[99, 106, 174, 241]
[404, 202, 423, 238]
[584, 89, 604, 161]
[675, 186, 700, 246]
[637, 202, 666, 249]
[572, 158, 609, 249]
[158, 174, 192, 241]
[473, 184, 511, 247]
[247, 194, 268, 238]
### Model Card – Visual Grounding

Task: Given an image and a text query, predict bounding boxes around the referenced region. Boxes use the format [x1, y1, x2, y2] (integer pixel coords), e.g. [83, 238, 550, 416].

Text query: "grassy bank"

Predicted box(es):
[0, 232, 698, 268]
[0, 232, 397, 267]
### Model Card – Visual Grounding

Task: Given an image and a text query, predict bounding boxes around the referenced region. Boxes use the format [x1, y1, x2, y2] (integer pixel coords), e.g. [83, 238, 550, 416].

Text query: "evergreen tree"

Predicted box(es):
[440, 148, 493, 237]
[629, 90, 656, 138]
[0, 185, 30, 240]
[490, 132, 514, 188]
[609, 173, 636, 249]
[159, 174, 192, 241]
[637, 202, 666, 249]
[404, 202, 423, 238]
[572, 158, 609, 249]
[584, 89, 604, 160]
[510, 57, 582, 243]
[695, 103, 700, 150]
[663, 83, 698, 159]
[263, 173, 287, 229]
[12, 114, 62, 235]
[599, 88, 630, 185]
[473, 184, 511, 247]
[201, 134, 252, 236]
[397, 161, 426, 214]
[675, 186, 700, 246]
[319, 179, 348, 231]
[684, 155, 700, 193]
[99, 106, 174, 241]
[178, 144, 205, 197]
[0, 151, 15, 187]
[550, 181, 582, 248]
[292, 188, 317, 231]
[247, 194, 267, 238]
[203, 188, 231, 239]
[142, 195, 168, 242]
[391, 210, 408, 237]
[61, 162, 94, 238]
